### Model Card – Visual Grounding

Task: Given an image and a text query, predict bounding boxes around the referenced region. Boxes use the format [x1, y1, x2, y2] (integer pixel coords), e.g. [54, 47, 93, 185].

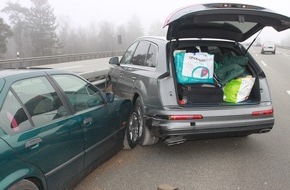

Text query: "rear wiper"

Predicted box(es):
[245, 29, 263, 54]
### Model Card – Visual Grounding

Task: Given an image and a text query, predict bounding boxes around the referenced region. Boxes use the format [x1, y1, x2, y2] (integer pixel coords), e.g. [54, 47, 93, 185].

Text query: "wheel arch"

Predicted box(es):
[26, 177, 44, 190]
[132, 93, 140, 106]
[4, 167, 46, 190]
[131, 79, 148, 104]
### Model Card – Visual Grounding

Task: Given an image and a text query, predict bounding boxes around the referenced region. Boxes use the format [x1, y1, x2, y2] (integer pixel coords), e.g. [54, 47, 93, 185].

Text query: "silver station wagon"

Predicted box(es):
[107, 3, 290, 146]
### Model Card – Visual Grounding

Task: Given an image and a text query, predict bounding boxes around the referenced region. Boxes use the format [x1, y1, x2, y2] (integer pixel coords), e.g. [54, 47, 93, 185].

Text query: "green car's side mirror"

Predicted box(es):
[106, 92, 114, 103]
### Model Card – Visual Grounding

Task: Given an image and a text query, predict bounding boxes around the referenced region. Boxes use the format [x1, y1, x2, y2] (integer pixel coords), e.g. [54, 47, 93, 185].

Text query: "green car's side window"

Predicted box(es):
[52, 74, 104, 112]
[11, 76, 68, 127]
[0, 91, 31, 134]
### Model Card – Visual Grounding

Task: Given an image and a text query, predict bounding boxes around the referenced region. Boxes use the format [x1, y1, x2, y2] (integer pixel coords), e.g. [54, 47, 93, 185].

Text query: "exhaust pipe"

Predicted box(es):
[259, 129, 271, 134]
[164, 136, 186, 146]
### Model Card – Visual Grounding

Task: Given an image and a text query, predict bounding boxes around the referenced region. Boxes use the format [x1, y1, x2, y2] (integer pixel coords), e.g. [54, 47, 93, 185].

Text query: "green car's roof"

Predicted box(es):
[0, 69, 74, 93]
[0, 68, 73, 79]
[0, 69, 48, 78]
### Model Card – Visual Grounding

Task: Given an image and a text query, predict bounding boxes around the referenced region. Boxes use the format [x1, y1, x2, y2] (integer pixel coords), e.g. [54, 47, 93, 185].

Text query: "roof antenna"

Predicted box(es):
[245, 29, 263, 53]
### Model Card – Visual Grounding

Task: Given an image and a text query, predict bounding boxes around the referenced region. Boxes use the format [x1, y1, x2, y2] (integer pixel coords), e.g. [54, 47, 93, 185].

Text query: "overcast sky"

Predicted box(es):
[1, 0, 290, 43]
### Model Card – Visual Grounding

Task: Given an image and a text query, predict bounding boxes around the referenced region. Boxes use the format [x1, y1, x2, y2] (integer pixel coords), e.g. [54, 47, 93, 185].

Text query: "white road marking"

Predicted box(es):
[261, 60, 267, 67]
[287, 91, 290, 96]
[58, 65, 83, 70]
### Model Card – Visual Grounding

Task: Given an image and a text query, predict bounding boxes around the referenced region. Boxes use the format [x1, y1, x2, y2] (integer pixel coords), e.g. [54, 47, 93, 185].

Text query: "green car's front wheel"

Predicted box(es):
[8, 179, 39, 190]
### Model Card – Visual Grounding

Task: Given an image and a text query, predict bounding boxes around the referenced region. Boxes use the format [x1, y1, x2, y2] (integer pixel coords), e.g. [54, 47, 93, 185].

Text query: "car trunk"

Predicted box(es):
[170, 40, 261, 106]
[161, 3, 290, 107]
[164, 3, 290, 42]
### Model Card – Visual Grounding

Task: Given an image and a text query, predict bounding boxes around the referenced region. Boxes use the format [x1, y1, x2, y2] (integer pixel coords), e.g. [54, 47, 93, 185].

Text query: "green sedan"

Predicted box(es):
[0, 69, 139, 190]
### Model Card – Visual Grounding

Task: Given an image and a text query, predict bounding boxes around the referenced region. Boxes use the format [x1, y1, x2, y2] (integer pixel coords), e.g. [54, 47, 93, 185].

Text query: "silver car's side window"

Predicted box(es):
[130, 41, 157, 68]
[131, 41, 150, 66]
[146, 43, 158, 68]
[120, 42, 138, 65]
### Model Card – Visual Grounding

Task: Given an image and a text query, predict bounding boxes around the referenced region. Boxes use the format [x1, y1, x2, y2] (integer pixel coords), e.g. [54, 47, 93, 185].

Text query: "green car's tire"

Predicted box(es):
[8, 179, 39, 190]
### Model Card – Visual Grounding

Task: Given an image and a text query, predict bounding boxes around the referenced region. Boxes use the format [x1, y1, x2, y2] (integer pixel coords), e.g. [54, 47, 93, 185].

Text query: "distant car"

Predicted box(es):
[0, 69, 138, 190]
[107, 3, 290, 146]
[261, 41, 276, 54]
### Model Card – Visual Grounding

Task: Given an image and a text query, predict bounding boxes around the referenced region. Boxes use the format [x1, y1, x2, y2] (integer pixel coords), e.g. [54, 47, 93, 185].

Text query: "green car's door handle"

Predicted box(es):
[83, 118, 93, 126]
[25, 137, 42, 149]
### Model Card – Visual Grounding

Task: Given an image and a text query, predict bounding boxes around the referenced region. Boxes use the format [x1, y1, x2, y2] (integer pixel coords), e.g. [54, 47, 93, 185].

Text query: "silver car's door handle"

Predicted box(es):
[132, 76, 136, 81]
[25, 137, 42, 149]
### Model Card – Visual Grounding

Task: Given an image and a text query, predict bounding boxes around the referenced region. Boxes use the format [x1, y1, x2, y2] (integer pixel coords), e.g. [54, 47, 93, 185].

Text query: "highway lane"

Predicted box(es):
[71, 47, 290, 190]
[33, 57, 111, 82]
[252, 47, 290, 117]
[38, 57, 110, 73]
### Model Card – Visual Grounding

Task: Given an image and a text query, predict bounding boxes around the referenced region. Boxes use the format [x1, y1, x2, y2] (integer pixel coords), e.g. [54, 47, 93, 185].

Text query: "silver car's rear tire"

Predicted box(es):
[135, 97, 158, 145]
[123, 111, 139, 149]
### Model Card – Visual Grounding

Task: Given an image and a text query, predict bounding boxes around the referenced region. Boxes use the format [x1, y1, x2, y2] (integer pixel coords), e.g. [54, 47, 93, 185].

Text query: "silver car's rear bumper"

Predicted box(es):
[145, 104, 274, 138]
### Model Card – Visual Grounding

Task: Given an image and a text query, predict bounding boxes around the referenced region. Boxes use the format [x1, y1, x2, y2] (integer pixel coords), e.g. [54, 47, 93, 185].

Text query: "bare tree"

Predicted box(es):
[281, 31, 290, 46]
[86, 22, 100, 52]
[115, 25, 130, 51]
[2, 1, 160, 58]
[57, 15, 73, 54]
[3, 0, 60, 57]
[97, 21, 115, 52]
[126, 15, 144, 44]
[148, 20, 166, 37]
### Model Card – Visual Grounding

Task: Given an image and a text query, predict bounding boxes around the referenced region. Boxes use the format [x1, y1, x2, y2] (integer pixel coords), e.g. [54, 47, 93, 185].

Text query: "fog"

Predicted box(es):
[1, 0, 290, 58]
[48, 0, 290, 41]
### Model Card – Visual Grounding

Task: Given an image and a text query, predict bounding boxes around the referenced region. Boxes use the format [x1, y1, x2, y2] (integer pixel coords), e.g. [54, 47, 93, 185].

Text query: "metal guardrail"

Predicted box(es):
[0, 50, 124, 69]
[278, 45, 290, 50]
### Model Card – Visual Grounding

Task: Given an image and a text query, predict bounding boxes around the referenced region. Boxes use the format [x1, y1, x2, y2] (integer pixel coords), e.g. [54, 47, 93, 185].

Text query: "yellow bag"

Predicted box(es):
[223, 76, 255, 103]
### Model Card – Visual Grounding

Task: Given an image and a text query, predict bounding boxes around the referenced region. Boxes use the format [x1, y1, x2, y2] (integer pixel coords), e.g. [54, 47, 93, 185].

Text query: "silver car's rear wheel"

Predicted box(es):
[124, 111, 139, 149]
[135, 97, 158, 145]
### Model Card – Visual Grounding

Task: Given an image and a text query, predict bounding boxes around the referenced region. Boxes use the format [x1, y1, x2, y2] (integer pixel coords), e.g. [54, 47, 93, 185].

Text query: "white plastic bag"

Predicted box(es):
[182, 52, 214, 83]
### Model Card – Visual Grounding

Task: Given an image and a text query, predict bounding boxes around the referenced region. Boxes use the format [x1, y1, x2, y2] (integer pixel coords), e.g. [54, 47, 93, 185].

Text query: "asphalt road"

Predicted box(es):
[73, 47, 290, 190]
